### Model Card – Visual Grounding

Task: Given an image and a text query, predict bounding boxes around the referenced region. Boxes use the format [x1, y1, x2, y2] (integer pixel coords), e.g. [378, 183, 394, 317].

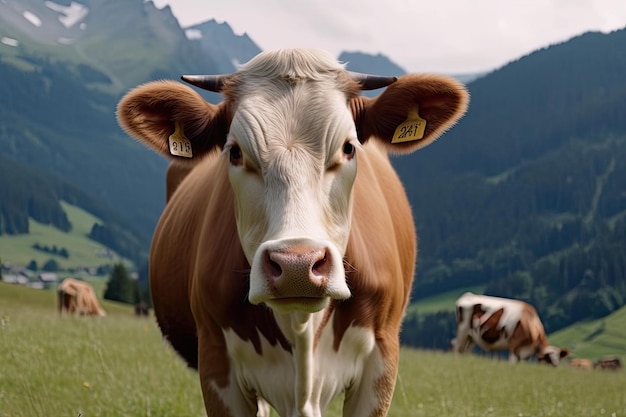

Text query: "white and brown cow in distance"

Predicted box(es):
[117, 49, 468, 417]
[569, 358, 593, 370]
[594, 356, 622, 370]
[454, 292, 569, 366]
[57, 278, 106, 317]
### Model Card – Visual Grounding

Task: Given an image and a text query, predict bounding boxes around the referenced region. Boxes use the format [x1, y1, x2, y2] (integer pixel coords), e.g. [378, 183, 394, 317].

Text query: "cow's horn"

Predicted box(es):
[348, 71, 398, 90]
[181, 74, 231, 92]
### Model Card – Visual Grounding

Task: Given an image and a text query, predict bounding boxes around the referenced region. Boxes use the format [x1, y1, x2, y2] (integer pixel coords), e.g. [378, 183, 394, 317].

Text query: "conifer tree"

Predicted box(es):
[104, 263, 135, 304]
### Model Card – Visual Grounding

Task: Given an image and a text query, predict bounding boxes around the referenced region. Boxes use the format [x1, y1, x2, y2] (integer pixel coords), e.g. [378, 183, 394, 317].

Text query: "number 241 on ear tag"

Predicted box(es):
[168, 122, 193, 158]
[391, 107, 427, 144]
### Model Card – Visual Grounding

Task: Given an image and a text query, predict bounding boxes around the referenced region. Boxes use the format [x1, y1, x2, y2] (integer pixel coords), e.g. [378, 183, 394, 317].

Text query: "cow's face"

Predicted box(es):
[538, 346, 570, 366]
[225, 66, 361, 312]
[116, 49, 469, 314]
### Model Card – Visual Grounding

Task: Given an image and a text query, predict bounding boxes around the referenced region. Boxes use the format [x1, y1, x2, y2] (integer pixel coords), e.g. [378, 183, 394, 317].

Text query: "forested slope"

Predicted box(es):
[395, 29, 626, 346]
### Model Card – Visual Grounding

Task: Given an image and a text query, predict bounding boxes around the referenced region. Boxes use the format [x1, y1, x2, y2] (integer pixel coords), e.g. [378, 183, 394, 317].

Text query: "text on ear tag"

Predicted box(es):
[391, 107, 427, 144]
[168, 122, 193, 158]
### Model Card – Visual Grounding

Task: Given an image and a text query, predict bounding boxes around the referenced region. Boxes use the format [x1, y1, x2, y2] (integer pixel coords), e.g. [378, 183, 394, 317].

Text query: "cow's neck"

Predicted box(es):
[273, 310, 327, 416]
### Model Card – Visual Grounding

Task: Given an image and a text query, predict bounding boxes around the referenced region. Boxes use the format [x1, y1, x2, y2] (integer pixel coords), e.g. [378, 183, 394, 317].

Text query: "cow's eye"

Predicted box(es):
[343, 141, 356, 159]
[229, 145, 243, 166]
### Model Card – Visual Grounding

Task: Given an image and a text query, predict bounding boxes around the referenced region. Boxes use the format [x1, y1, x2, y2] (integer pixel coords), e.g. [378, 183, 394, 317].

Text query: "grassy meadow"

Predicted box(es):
[0, 202, 129, 270]
[2, 283, 626, 417]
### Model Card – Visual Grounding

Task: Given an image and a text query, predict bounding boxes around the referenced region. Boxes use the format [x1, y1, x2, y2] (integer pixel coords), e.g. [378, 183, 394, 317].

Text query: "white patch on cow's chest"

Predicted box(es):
[220, 315, 377, 417]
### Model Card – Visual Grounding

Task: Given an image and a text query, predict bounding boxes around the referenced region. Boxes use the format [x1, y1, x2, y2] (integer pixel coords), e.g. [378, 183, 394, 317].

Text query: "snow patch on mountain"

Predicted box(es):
[185, 28, 201, 40]
[1, 37, 19, 47]
[22, 10, 41, 27]
[45, 1, 89, 28]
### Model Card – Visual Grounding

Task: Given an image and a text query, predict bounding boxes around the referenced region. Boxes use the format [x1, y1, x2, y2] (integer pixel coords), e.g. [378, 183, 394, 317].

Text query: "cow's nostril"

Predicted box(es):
[267, 257, 282, 278]
[312, 256, 326, 274]
[311, 251, 330, 277]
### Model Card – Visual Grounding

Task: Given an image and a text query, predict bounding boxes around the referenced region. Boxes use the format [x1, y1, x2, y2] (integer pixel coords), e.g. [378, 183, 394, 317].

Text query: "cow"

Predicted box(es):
[57, 278, 106, 317]
[453, 292, 569, 366]
[594, 356, 622, 370]
[117, 48, 468, 417]
[134, 301, 150, 317]
[569, 358, 593, 370]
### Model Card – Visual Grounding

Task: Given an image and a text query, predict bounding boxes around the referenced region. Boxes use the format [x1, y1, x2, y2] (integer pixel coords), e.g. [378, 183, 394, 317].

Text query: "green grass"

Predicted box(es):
[0, 283, 204, 417]
[2, 283, 625, 417]
[0, 201, 129, 270]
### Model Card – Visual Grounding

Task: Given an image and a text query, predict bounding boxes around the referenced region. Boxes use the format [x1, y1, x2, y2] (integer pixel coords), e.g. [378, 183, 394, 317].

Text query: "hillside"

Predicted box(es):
[549, 305, 626, 359]
[0, 154, 146, 268]
[0, 199, 132, 272]
[0, 0, 243, 93]
[0, 0, 263, 266]
[394, 28, 626, 337]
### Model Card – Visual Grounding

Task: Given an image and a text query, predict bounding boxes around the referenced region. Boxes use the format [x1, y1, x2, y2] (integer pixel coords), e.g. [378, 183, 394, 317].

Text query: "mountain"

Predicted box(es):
[338, 51, 484, 86]
[0, 0, 262, 268]
[339, 51, 406, 76]
[183, 19, 261, 74]
[0, 0, 265, 96]
[393, 28, 626, 342]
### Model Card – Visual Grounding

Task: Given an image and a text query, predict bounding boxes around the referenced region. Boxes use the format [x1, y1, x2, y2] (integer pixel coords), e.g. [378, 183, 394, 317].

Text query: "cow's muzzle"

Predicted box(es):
[248, 238, 351, 311]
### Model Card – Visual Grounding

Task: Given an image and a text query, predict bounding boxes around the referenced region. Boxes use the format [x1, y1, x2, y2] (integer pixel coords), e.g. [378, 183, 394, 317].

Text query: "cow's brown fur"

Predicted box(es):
[480, 307, 505, 344]
[507, 303, 548, 358]
[117, 49, 468, 417]
[57, 278, 106, 317]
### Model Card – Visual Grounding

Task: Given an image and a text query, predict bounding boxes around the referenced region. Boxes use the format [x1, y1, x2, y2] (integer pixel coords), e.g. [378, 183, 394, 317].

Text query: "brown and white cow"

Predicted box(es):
[594, 356, 622, 370]
[117, 48, 468, 417]
[569, 358, 593, 370]
[57, 278, 106, 317]
[453, 292, 569, 366]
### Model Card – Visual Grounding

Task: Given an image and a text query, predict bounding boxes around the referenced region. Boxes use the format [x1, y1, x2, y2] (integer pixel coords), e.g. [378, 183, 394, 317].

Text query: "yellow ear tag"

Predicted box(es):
[391, 107, 427, 144]
[168, 122, 193, 158]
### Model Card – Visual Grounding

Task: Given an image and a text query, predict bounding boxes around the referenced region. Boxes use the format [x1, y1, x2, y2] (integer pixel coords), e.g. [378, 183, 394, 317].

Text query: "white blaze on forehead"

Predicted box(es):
[226, 49, 358, 258]
[229, 49, 355, 164]
[231, 89, 355, 177]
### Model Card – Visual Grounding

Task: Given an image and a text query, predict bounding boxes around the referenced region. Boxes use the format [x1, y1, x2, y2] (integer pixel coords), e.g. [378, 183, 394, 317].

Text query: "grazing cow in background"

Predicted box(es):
[453, 292, 569, 366]
[594, 356, 622, 370]
[117, 48, 468, 417]
[57, 278, 106, 317]
[569, 358, 593, 370]
[134, 301, 150, 317]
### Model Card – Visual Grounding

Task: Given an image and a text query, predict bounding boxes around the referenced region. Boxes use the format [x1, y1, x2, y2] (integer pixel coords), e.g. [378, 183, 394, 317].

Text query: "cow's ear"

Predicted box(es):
[351, 74, 469, 154]
[117, 80, 230, 161]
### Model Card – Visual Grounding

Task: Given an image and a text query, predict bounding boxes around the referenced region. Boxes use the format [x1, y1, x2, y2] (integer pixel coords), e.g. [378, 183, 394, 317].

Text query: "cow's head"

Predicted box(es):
[538, 346, 570, 366]
[117, 49, 468, 314]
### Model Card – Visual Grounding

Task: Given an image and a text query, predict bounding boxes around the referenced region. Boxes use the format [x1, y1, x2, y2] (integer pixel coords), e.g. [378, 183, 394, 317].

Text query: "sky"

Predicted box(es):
[151, 0, 626, 74]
